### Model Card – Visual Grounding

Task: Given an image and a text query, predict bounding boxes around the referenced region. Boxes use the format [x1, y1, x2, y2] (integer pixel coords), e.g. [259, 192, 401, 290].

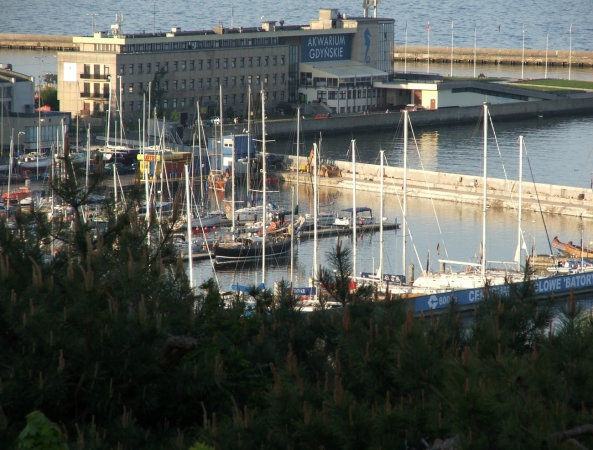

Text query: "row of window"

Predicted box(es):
[316, 89, 377, 100]
[123, 91, 286, 111]
[119, 55, 285, 75]
[121, 74, 285, 95]
[119, 36, 280, 53]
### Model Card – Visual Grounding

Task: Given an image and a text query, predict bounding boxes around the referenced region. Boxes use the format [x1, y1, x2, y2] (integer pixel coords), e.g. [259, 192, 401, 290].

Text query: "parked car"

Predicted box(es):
[206, 116, 221, 126]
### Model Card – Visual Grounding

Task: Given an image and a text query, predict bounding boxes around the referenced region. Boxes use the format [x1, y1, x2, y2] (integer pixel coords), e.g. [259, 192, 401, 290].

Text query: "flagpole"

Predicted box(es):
[569, 24, 572, 81]
[521, 23, 525, 79]
[450, 22, 454, 77]
[427, 22, 430, 74]
[404, 22, 408, 73]
[473, 22, 477, 78]
[545, 27, 549, 79]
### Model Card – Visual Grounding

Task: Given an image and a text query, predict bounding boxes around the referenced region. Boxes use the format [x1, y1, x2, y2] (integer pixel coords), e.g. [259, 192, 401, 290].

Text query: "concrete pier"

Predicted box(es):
[278, 157, 593, 219]
[0, 34, 76, 51]
[394, 45, 593, 68]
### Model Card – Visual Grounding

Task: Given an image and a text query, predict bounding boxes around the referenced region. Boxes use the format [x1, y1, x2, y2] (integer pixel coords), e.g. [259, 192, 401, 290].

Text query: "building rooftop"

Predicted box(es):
[0, 68, 33, 83]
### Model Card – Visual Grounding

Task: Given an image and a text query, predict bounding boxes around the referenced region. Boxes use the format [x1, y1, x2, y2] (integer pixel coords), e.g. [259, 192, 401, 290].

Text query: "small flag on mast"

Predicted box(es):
[451, 21, 454, 29]
[570, 24, 573, 34]
[498, 24, 501, 33]
[436, 243, 440, 255]
[427, 22, 430, 32]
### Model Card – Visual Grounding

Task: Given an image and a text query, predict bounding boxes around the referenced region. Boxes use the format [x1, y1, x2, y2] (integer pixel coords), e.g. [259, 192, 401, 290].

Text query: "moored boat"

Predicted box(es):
[552, 236, 593, 258]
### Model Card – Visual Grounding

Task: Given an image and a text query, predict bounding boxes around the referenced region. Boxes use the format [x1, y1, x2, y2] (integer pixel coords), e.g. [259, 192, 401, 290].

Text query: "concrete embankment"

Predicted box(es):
[395, 45, 593, 68]
[0, 33, 76, 51]
[252, 96, 593, 139]
[276, 156, 593, 219]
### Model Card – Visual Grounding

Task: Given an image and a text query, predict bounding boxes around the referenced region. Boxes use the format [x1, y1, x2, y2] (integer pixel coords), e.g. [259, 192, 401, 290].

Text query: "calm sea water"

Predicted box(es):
[1, 0, 592, 50]
[3, 0, 593, 290]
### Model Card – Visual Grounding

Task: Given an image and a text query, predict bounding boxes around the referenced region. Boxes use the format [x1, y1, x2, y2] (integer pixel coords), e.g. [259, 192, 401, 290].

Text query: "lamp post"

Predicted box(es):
[17, 131, 25, 156]
[37, 117, 44, 180]
[87, 13, 99, 35]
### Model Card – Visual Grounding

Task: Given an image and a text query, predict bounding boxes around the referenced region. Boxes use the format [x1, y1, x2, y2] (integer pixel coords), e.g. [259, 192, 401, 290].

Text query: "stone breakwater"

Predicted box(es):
[278, 155, 593, 219]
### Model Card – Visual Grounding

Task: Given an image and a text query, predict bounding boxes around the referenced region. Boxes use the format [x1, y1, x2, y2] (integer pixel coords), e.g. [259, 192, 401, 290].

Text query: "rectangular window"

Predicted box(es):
[119, 83, 124, 95]
[189, 79, 194, 89]
[181, 79, 186, 90]
[257, 56, 261, 67]
[173, 61, 178, 71]
[181, 98, 186, 107]
[163, 99, 168, 109]
[264, 56, 269, 66]
[199, 60, 203, 70]
[190, 60, 195, 70]
[223, 58, 228, 69]
[240, 57, 245, 67]
[232, 93, 236, 104]
[181, 60, 186, 70]
[206, 59, 211, 69]
[172, 98, 177, 108]
[248, 57, 252, 67]
[155, 62, 160, 72]
[232, 76, 236, 86]
[137, 101, 142, 111]
[256, 75, 260, 85]
[206, 78, 211, 88]
[272, 74, 277, 85]
[240, 93, 244, 103]
[129, 101, 134, 112]
[128, 84, 134, 94]
[164, 62, 169, 72]
[273, 56, 277, 66]
[138, 63, 143, 74]
[147, 63, 151, 74]
[198, 79, 203, 89]
[173, 80, 178, 90]
[232, 58, 236, 68]
[163, 81, 169, 91]
[119, 64, 125, 75]
[247, 75, 252, 85]
[138, 82, 143, 93]
[272, 91, 276, 101]
[264, 74, 268, 84]
[223, 77, 228, 87]
[215, 59, 220, 69]
[240, 76, 244, 86]
[280, 91, 285, 100]
[223, 95, 228, 105]
[280, 73, 285, 84]
[215, 77, 219, 87]
[280, 55, 285, 65]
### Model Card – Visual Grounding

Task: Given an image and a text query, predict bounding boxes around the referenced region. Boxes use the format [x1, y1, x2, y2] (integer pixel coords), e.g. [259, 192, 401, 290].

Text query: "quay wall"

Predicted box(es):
[0, 34, 76, 51]
[394, 45, 593, 67]
[279, 156, 593, 219]
[257, 96, 593, 139]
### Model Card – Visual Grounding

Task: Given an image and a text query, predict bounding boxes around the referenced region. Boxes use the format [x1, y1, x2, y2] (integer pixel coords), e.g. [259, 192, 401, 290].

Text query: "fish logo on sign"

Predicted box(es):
[364, 29, 371, 63]
[427, 295, 438, 309]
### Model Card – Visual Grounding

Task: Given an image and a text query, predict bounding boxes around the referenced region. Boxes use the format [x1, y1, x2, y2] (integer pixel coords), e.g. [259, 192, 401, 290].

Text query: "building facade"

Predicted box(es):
[57, 8, 394, 127]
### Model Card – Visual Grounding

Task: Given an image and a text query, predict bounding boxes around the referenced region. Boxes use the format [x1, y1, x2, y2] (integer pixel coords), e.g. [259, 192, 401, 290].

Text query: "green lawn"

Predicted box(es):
[512, 79, 593, 90]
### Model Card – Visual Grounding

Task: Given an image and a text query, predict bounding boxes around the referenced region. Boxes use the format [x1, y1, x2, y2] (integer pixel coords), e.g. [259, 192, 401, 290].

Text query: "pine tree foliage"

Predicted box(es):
[4, 160, 593, 448]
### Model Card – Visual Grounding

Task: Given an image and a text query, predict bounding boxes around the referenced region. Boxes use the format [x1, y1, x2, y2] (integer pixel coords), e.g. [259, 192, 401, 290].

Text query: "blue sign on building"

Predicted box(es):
[301, 34, 352, 62]
[293, 287, 317, 296]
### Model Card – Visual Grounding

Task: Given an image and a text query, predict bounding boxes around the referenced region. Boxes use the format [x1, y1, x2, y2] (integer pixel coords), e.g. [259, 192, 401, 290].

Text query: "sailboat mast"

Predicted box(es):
[185, 164, 194, 290]
[261, 89, 267, 286]
[247, 85, 251, 203]
[379, 149, 384, 281]
[313, 142, 318, 300]
[231, 134, 236, 232]
[403, 110, 408, 277]
[517, 135, 523, 271]
[296, 107, 300, 211]
[352, 140, 357, 281]
[482, 103, 488, 279]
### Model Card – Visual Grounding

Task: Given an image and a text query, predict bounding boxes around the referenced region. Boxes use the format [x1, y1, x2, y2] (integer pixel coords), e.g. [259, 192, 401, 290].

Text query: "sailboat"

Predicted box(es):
[412, 104, 527, 291]
[212, 89, 291, 267]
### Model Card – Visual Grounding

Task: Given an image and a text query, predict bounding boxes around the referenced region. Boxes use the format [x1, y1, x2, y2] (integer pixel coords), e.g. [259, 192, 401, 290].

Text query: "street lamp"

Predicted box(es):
[37, 118, 44, 180]
[17, 131, 25, 155]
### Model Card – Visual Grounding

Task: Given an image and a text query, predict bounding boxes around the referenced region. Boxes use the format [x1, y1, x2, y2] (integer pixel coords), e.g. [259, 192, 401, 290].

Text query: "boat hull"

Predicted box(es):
[214, 239, 290, 265]
[552, 236, 593, 258]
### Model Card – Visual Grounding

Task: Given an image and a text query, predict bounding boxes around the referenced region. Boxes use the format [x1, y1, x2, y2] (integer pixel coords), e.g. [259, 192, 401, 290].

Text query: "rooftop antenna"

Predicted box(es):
[111, 13, 124, 37]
